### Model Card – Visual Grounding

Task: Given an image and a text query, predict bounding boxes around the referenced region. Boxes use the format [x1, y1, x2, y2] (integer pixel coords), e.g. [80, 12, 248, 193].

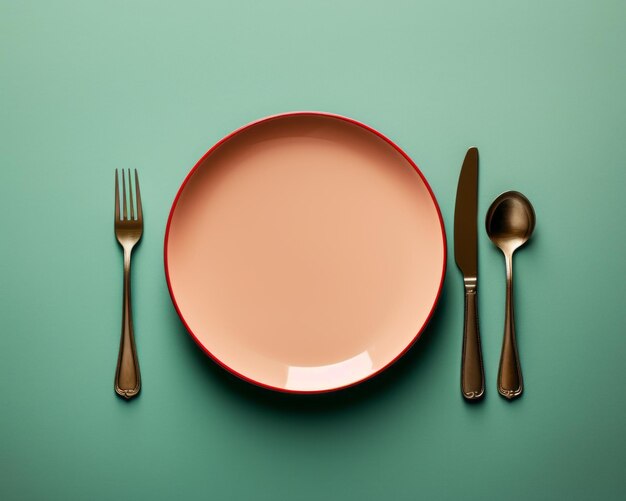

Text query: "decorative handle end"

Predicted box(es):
[115, 384, 141, 400]
[498, 386, 523, 400]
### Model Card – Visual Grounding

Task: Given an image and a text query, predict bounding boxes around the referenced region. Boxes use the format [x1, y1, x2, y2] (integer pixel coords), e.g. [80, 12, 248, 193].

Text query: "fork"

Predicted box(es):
[114, 169, 143, 399]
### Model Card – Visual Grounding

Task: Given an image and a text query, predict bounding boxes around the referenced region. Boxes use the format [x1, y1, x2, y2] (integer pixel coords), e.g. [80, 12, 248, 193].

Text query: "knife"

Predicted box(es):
[454, 147, 485, 400]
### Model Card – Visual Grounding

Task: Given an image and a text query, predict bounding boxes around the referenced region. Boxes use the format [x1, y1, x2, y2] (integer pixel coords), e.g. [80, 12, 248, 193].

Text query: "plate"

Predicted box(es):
[165, 112, 446, 393]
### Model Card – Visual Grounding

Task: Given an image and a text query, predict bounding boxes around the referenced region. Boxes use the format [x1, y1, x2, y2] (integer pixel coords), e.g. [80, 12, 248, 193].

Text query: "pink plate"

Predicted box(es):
[165, 112, 446, 393]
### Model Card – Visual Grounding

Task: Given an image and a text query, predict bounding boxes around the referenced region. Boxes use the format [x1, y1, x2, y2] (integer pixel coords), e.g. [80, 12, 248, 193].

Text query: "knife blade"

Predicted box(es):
[454, 147, 485, 400]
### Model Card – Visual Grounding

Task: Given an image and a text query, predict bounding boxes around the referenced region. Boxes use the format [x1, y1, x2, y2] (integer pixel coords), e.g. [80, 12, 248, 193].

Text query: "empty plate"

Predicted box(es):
[165, 112, 446, 393]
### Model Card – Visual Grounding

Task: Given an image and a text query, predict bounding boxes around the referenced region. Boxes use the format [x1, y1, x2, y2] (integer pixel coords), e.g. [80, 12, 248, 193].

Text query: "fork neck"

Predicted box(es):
[122, 245, 134, 271]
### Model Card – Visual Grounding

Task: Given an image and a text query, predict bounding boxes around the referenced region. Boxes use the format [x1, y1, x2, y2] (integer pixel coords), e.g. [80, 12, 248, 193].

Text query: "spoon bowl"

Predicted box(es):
[485, 191, 536, 400]
[486, 191, 535, 255]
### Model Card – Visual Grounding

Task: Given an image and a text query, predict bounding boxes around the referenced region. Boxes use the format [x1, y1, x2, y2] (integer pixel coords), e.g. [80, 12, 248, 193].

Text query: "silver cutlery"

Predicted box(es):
[486, 191, 536, 400]
[113, 169, 143, 399]
[455, 147, 485, 400]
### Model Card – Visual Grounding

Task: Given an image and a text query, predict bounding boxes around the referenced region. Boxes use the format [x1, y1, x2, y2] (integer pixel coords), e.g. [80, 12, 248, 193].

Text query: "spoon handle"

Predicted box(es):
[498, 253, 523, 399]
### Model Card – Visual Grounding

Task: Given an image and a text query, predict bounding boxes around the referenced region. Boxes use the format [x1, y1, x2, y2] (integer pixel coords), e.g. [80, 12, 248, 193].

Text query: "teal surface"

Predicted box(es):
[1, 1, 625, 500]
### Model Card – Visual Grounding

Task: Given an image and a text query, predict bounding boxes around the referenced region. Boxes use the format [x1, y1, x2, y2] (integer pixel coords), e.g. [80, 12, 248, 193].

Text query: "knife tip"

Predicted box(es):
[465, 146, 479, 162]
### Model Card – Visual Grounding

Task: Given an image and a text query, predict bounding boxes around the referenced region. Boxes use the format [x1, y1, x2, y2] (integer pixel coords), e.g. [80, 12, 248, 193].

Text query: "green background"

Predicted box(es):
[2, 1, 625, 500]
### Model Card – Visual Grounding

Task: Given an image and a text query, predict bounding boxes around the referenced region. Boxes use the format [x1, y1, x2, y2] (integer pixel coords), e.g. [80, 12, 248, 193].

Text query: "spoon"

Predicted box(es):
[486, 191, 536, 400]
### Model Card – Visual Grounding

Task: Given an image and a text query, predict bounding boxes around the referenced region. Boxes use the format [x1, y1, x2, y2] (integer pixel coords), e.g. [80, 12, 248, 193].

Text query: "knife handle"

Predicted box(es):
[461, 284, 485, 400]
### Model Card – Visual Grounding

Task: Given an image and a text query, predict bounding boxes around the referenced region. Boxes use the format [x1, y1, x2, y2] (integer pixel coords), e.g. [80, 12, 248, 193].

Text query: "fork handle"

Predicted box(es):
[115, 248, 141, 399]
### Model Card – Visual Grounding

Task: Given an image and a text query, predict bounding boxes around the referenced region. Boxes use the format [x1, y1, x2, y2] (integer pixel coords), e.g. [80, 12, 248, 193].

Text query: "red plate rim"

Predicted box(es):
[163, 111, 447, 394]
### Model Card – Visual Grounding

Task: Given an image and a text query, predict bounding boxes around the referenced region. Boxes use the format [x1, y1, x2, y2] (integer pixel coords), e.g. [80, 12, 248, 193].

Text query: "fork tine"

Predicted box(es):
[135, 169, 142, 221]
[115, 169, 120, 221]
[128, 169, 135, 220]
[122, 168, 128, 220]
